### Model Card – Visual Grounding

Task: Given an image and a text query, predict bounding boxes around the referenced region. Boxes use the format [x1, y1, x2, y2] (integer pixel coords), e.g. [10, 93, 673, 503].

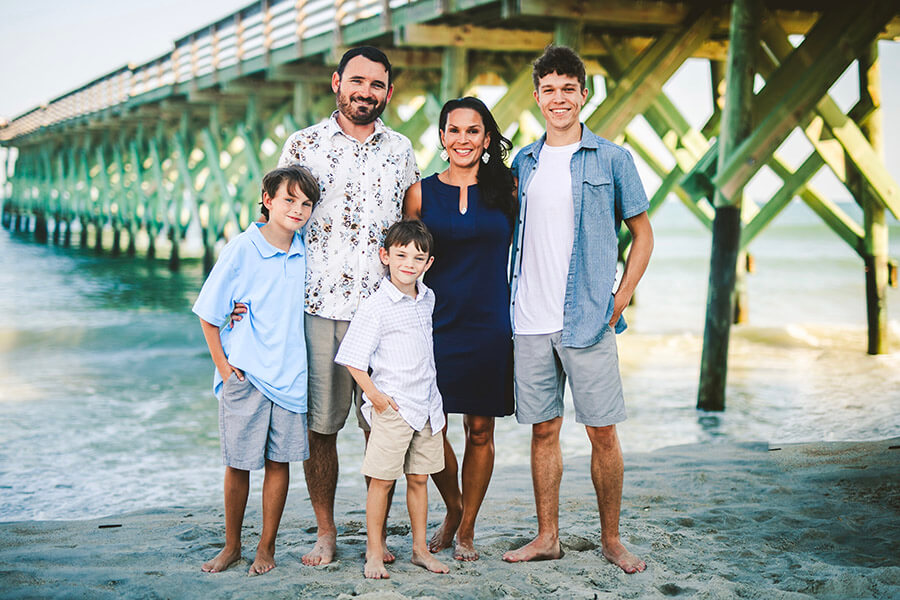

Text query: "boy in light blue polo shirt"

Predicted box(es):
[192, 166, 319, 576]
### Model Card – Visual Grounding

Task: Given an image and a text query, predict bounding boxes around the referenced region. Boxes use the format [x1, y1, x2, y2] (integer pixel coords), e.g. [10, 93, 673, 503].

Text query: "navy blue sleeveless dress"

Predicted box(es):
[420, 174, 514, 417]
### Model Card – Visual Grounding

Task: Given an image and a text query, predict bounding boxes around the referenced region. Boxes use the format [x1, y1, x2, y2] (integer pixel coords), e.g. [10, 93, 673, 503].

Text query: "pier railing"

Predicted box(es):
[0, 0, 418, 141]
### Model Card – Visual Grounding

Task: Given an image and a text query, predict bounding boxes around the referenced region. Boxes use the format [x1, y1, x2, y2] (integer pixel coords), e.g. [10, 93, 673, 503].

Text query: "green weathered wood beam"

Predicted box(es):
[766, 155, 865, 256]
[713, 1, 897, 204]
[760, 19, 900, 219]
[503, 0, 691, 27]
[584, 12, 713, 139]
[740, 152, 822, 250]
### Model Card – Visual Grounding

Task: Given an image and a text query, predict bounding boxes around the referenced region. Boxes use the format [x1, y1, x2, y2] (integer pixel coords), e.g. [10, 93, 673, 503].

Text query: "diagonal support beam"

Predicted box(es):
[713, 0, 897, 205]
[585, 11, 713, 139]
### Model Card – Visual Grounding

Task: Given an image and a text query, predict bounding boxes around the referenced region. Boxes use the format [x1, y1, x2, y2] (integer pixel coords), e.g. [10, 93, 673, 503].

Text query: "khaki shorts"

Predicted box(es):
[513, 326, 626, 427]
[361, 407, 444, 481]
[305, 313, 367, 434]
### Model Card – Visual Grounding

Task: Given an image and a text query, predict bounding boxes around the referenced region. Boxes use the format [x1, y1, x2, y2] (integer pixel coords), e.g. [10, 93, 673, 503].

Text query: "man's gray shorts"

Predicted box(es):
[514, 326, 626, 427]
[218, 374, 309, 470]
[304, 313, 367, 435]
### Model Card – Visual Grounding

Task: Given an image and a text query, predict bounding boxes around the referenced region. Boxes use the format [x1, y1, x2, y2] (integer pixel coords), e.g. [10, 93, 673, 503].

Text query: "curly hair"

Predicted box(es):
[532, 45, 586, 91]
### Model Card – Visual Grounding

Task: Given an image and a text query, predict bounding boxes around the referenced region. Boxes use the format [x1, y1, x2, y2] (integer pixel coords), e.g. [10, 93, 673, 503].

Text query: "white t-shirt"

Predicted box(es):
[514, 141, 579, 335]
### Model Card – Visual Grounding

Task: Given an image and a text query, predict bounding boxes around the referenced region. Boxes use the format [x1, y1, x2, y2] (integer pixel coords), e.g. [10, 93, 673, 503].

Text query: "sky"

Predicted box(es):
[1, 1, 898, 201]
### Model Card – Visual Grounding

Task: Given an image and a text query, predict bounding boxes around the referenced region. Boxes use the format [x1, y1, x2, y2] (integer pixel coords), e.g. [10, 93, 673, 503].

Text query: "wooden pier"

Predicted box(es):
[1, 0, 898, 409]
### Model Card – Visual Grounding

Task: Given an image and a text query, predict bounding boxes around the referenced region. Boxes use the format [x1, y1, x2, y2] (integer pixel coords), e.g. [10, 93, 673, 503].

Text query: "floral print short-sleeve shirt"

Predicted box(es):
[277, 112, 420, 321]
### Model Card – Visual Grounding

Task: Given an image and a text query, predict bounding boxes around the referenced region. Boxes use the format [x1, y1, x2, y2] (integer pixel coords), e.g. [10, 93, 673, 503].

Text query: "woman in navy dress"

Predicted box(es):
[404, 97, 516, 561]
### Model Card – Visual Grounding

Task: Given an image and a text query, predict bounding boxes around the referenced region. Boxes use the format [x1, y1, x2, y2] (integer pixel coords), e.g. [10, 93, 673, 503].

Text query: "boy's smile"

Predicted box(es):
[534, 71, 588, 139]
[379, 241, 434, 297]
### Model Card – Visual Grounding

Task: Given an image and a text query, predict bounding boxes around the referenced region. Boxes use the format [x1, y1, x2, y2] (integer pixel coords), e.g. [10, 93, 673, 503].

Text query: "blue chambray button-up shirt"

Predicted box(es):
[509, 125, 649, 349]
[192, 223, 308, 413]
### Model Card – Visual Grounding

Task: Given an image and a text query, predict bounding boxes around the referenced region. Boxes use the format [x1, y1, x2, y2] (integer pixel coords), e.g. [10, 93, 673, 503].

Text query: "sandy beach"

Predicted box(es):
[2, 438, 898, 599]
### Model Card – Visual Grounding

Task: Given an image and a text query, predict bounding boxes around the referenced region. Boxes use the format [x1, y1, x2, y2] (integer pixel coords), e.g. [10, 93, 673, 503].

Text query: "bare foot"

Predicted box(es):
[454, 539, 479, 561]
[303, 533, 336, 566]
[412, 548, 450, 574]
[502, 537, 564, 562]
[201, 546, 242, 573]
[602, 540, 646, 573]
[364, 556, 389, 579]
[383, 545, 396, 564]
[248, 544, 276, 576]
[428, 510, 461, 553]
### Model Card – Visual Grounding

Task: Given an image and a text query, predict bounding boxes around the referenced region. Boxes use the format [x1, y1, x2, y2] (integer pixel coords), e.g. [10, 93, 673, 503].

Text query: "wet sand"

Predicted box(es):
[2, 438, 898, 599]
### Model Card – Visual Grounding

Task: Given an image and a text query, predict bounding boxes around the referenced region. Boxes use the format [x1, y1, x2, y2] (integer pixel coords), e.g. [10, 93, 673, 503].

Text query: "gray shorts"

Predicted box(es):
[304, 313, 367, 435]
[513, 326, 626, 427]
[218, 374, 309, 470]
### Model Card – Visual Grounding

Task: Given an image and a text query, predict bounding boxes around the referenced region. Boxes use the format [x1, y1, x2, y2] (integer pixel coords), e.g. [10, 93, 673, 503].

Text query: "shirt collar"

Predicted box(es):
[326, 110, 386, 145]
[380, 276, 431, 303]
[247, 223, 304, 258]
[525, 123, 598, 158]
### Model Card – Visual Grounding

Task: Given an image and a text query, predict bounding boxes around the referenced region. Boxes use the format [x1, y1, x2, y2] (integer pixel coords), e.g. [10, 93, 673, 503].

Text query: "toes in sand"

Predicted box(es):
[201, 547, 242, 573]
[303, 534, 336, 566]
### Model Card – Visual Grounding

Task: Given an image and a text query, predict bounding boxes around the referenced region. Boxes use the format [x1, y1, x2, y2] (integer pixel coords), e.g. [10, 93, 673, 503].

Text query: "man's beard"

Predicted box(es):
[336, 88, 387, 125]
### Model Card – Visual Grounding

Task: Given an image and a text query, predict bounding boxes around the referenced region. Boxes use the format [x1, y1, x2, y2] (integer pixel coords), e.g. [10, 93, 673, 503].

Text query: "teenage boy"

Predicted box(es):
[334, 219, 449, 579]
[502, 46, 653, 574]
[193, 166, 320, 575]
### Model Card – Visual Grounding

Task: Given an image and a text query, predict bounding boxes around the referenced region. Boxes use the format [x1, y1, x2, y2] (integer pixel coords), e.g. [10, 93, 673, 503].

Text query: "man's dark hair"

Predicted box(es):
[383, 219, 433, 257]
[532, 45, 586, 91]
[336, 46, 393, 87]
[259, 166, 320, 219]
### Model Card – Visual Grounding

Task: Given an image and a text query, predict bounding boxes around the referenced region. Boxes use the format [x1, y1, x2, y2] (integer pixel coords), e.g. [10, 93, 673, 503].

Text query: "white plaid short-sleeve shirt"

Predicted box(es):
[334, 277, 445, 434]
[277, 112, 420, 320]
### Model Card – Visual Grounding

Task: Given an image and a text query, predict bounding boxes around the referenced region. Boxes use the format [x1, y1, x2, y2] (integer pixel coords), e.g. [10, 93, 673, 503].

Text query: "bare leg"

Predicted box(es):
[586, 425, 646, 573]
[302, 431, 338, 566]
[428, 423, 462, 553]
[202, 466, 248, 572]
[364, 429, 396, 563]
[407, 474, 449, 574]
[364, 478, 394, 579]
[455, 415, 495, 561]
[502, 417, 564, 562]
[249, 460, 290, 575]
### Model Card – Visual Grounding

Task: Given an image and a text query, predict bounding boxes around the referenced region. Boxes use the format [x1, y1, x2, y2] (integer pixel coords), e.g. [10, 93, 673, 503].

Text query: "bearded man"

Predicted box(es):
[273, 46, 419, 566]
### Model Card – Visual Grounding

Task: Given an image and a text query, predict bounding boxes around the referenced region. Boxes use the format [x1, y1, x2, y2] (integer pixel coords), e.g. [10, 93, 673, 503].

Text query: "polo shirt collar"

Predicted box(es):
[327, 110, 386, 144]
[247, 223, 304, 258]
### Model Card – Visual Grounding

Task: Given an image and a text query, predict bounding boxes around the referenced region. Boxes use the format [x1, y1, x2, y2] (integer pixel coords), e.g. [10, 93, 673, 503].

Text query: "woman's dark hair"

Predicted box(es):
[439, 97, 516, 221]
[383, 218, 433, 257]
[260, 166, 320, 219]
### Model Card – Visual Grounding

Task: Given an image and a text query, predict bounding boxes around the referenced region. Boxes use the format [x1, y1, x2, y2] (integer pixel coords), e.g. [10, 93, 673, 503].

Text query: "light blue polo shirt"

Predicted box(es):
[192, 223, 308, 413]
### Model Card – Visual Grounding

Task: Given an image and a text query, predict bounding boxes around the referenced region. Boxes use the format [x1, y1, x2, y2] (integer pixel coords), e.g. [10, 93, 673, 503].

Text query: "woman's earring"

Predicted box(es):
[482, 150, 490, 164]
[440, 148, 449, 161]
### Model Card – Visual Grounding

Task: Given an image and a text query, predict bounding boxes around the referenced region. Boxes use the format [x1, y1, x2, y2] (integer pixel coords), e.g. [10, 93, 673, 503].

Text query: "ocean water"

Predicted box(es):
[1, 200, 898, 522]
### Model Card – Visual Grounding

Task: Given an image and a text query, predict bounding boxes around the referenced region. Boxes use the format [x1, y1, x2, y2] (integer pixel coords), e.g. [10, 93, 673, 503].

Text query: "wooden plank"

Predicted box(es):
[396, 23, 552, 51]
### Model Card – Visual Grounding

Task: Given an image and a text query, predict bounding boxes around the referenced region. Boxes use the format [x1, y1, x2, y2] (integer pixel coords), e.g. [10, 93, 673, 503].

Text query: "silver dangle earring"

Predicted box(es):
[482, 150, 490, 164]
[440, 148, 449, 161]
